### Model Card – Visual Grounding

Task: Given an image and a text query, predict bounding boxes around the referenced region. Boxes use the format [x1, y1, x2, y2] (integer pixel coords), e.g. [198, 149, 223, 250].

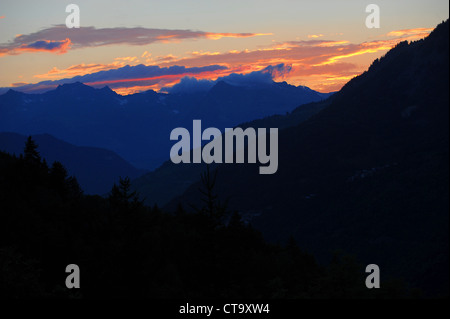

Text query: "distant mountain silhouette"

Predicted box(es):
[0, 132, 146, 194]
[132, 98, 332, 207]
[163, 20, 449, 296]
[0, 79, 331, 170]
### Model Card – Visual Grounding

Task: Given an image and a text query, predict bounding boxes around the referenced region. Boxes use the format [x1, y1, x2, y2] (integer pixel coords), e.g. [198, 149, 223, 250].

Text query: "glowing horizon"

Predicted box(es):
[0, 0, 448, 95]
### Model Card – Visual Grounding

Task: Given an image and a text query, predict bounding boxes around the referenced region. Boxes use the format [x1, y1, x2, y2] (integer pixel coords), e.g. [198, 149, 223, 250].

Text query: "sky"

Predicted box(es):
[0, 0, 448, 95]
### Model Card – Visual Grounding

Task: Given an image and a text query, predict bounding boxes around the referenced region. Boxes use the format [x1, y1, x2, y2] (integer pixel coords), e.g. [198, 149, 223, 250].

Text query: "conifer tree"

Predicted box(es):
[109, 176, 141, 209]
[23, 136, 40, 163]
[197, 165, 228, 227]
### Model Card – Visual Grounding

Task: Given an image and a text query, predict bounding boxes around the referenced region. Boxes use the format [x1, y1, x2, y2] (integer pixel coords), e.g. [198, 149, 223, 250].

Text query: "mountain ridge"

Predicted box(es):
[0, 79, 331, 170]
[162, 20, 449, 296]
[0, 132, 146, 195]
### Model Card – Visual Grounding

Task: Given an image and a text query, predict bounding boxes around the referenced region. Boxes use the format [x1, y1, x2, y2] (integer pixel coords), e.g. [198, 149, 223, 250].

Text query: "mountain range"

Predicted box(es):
[0, 78, 331, 170]
[0, 132, 146, 194]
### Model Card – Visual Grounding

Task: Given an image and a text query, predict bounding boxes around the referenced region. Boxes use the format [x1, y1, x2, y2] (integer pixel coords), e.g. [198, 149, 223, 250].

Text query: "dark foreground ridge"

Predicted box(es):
[165, 20, 449, 297]
[0, 143, 410, 298]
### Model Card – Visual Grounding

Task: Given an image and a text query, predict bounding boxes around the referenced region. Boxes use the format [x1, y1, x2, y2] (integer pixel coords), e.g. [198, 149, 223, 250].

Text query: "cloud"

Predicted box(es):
[162, 64, 292, 94]
[7, 64, 230, 94]
[79, 64, 227, 86]
[159, 25, 432, 69]
[152, 38, 385, 72]
[0, 38, 71, 56]
[290, 62, 357, 77]
[162, 77, 216, 94]
[80, 65, 227, 89]
[34, 55, 144, 79]
[217, 63, 292, 86]
[264, 63, 293, 78]
[11, 82, 29, 87]
[141, 51, 151, 58]
[3, 25, 434, 94]
[155, 31, 430, 75]
[35, 63, 121, 79]
[0, 25, 270, 56]
[8, 63, 289, 95]
[386, 27, 433, 37]
[155, 54, 179, 63]
[204, 32, 271, 40]
[152, 28, 431, 93]
[0, 16, 5, 19]
[308, 34, 324, 39]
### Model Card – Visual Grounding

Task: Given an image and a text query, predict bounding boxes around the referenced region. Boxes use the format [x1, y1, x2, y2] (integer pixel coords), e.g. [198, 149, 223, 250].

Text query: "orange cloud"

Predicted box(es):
[314, 46, 391, 66]
[152, 29, 431, 92]
[204, 32, 272, 40]
[189, 51, 222, 56]
[11, 82, 29, 87]
[34, 57, 141, 79]
[154, 32, 269, 42]
[84, 69, 232, 89]
[113, 85, 161, 95]
[316, 40, 350, 47]
[0, 25, 271, 57]
[141, 51, 151, 58]
[155, 54, 179, 63]
[115, 56, 139, 63]
[387, 28, 433, 37]
[156, 40, 370, 70]
[308, 34, 324, 39]
[34, 63, 118, 79]
[0, 38, 71, 57]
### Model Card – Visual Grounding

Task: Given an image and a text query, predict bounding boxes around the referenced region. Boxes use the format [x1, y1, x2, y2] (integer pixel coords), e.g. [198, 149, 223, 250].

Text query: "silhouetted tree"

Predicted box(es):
[228, 211, 243, 229]
[196, 165, 228, 227]
[109, 176, 141, 210]
[23, 136, 40, 164]
[49, 161, 81, 199]
[50, 161, 68, 185]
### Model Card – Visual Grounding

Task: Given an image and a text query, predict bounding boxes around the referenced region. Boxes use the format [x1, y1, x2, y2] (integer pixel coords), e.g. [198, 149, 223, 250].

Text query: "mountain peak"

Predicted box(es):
[207, 80, 240, 96]
[212, 80, 235, 89]
[211, 79, 248, 91]
[55, 82, 94, 93]
[98, 85, 119, 96]
[100, 85, 113, 91]
[4, 88, 21, 96]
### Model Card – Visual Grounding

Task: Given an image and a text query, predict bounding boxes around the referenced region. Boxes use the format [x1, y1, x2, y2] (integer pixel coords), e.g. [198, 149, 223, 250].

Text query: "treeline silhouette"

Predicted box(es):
[0, 137, 412, 298]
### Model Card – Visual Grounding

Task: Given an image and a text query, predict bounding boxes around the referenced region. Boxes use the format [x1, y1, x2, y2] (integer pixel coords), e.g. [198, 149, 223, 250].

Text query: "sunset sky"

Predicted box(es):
[0, 0, 448, 95]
